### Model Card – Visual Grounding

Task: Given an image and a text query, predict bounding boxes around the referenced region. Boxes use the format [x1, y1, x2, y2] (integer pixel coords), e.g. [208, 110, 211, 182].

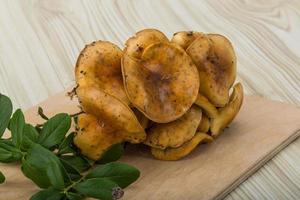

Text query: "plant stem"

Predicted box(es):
[63, 161, 95, 193]
[38, 107, 49, 120]
[70, 111, 84, 118]
[63, 176, 85, 194]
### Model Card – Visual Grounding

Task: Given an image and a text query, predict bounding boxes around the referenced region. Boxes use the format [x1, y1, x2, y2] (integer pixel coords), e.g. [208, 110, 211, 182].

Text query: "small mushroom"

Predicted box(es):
[211, 83, 244, 137]
[197, 113, 210, 133]
[75, 41, 130, 105]
[195, 94, 218, 119]
[74, 114, 145, 160]
[122, 29, 200, 123]
[76, 86, 145, 141]
[74, 41, 147, 160]
[124, 29, 169, 59]
[172, 32, 236, 107]
[171, 31, 204, 50]
[74, 114, 122, 160]
[151, 132, 213, 161]
[144, 105, 202, 149]
[187, 34, 236, 107]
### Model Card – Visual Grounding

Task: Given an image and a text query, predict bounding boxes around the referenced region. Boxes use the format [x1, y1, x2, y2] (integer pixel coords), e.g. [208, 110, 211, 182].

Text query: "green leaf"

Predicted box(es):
[57, 132, 76, 155]
[66, 192, 84, 200]
[30, 187, 64, 200]
[46, 161, 65, 189]
[82, 156, 94, 166]
[86, 162, 140, 188]
[0, 140, 23, 163]
[9, 109, 25, 148]
[74, 178, 118, 200]
[0, 94, 13, 137]
[21, 124, 39, 150]
[38, 113, 71, 149]
[0, 148, 12, 162]
[22, 143, 68, 189]
[97, 143, 124, 164]
[24, 124, 39, 142]
[60, 155, 91, 173]
[0, 139, 15, 150]
[0, 148, 22, 163]
[21, 159, 51, 188]
[0, 171, 5, 184]
[59, 158, 82, 181]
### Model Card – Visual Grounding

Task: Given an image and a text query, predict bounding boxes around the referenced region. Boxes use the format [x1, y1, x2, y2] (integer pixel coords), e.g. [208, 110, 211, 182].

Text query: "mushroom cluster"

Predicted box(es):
[73, 29, 244, 161]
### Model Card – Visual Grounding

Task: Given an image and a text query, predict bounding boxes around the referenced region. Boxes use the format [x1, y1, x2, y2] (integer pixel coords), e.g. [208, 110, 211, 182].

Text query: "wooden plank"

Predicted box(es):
[1, 91, 300, 199]
[1, 1, 300, 199]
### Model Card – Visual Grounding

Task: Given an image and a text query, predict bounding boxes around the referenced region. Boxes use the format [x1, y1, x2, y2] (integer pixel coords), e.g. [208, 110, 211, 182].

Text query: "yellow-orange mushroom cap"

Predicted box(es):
[122, 29, 200, 123]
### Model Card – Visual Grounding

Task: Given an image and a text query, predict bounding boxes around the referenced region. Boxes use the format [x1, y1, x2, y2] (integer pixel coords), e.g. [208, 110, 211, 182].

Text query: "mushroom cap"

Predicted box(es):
[76, 86, 146, 142]
[211, 83, 244, 137]
[144, 105, 202, 149]
[195, 94, 218, 119]
[151, 132, 213, 161]
[172, 32, 237, 107]
[171, 31, 204, 50]
[75, 40, 130, 105]
[122, 42, 200, 123]
[74, 41, 147, 160]
[186, 33, 236, 107]
[124, 29, 169, 59]
[132, 108, 149, 130]
[74, 114, 123, 160]
[197, 113, 210, 133]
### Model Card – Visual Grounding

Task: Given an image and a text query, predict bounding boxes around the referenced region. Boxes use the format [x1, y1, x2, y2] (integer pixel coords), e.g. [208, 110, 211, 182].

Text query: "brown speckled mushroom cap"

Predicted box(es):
[124, 29, 169, 59]
[75, 40, 130, 105]
[144, 105, 202, 149]
[122, 29, 200, 123]
[74, 114, 123, 160]
[76, 86, 145, 141]
[151, 132, 213, 161]
[74, 41, 146, 160]
[171, 31, 204, 50]
[172, 32, 236, 107]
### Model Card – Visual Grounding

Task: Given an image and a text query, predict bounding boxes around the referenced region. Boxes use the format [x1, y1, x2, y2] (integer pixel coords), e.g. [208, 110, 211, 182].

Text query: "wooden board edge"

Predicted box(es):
[215, 129, 300, 200]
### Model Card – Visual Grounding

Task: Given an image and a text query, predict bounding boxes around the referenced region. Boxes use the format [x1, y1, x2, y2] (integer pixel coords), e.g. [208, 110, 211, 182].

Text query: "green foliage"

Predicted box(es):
[0, 94, 141, 200]
[0, 94, 13, 137]
[38, 113, 71, 149]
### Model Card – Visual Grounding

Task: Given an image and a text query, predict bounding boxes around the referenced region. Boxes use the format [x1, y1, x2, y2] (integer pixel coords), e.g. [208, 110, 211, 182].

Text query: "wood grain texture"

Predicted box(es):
[1, 93, 300, 200]
[0, 0, 299, 199]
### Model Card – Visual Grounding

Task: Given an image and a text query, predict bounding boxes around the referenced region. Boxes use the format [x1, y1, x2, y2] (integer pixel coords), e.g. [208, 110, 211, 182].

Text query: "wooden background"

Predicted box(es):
[0, 0, 300, 199]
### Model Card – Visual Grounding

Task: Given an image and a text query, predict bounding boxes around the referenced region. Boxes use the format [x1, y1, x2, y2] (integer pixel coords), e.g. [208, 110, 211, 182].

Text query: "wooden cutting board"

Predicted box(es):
[1, 91, 300, 200]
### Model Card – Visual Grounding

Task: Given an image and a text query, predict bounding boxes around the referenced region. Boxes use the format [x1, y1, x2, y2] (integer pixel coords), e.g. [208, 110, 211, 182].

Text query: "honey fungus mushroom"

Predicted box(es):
[74, 114, 124, 160]
[122, 29, 200, 123]
[172, 32, 236, 107]
[171, 31, 204, 50]
[195, 94, 218, 119]
[197, 114, 210, 133]
[74, 41, 146, 160]
[211, 83, 244, 137]
[124, 29, 169, 59]
[75, 40, 130, 105]
[74, 86, 146, 160]
[144, 105, 202, 149]
[151, 132, 213, 161]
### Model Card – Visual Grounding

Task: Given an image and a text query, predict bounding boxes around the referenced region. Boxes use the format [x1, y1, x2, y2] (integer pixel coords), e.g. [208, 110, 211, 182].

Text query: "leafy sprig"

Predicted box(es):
[0, 93, 139, 200]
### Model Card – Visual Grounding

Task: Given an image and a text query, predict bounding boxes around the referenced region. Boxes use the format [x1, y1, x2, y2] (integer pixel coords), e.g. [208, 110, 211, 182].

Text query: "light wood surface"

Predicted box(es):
[0, 0, 300, 199]
[1, 91, 300, 200]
